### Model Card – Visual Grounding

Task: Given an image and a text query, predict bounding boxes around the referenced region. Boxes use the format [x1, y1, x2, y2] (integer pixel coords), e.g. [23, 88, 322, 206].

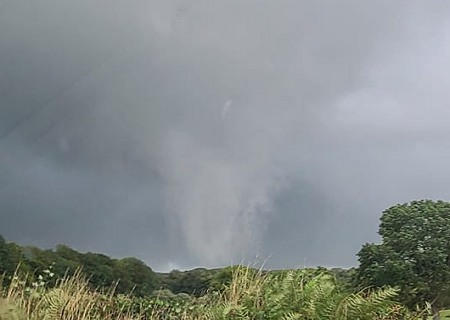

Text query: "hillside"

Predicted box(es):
[1, 233, 355, 298]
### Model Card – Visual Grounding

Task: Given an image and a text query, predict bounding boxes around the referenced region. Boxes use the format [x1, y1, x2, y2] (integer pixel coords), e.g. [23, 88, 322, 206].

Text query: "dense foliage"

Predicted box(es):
[355, 200, 450, 313]
[158, 268, 221, 297]
[3, 198, 450, 319]
[0, 236, 355, 300]
[0, 236, 159, 296]
[0, 236, 253, 298]
[0, 266, 420, 320]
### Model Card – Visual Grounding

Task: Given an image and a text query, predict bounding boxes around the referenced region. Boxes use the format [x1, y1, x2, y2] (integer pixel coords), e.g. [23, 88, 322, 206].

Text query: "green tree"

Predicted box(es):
[0, 234, 8, 273]
[80, 252, 115, 288]
[209, 266, 235, 292]
[55, 244, 82, 263]
[113, 257, 159, 296]
[166, 268, 215, 296]
[0, 235, 25, 278]
[355, 200, 450, 315]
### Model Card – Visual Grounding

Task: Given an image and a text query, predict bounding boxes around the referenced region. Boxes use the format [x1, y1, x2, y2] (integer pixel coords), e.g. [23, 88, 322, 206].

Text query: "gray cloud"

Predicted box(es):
[1, 0, 450, 271]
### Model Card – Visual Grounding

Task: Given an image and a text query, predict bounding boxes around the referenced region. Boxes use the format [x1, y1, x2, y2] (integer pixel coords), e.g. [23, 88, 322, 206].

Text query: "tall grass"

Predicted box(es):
[204, 267, 422, 320]
[1, 268, 135, 320]
[0, 266, 427, 320]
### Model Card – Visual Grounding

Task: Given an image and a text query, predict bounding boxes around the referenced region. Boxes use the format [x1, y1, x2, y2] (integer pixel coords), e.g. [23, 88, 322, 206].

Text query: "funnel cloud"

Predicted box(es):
[1, 0, 450, 271]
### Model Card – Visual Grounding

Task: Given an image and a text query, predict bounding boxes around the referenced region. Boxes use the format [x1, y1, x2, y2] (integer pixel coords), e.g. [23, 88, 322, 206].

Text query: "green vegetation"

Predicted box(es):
[158, 268, 222, 297]
[0, 266, 422, 320]
[2, 199, 450, 319]
[355, 200, 450, 317]
[0, 238, 159, 296]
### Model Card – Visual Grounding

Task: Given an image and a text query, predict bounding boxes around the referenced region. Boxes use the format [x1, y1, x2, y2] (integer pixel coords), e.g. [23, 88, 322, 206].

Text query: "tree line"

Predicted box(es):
[0, 239, 160, 296]
[2, 199, 450, 315]
[0, 236, 240, 297]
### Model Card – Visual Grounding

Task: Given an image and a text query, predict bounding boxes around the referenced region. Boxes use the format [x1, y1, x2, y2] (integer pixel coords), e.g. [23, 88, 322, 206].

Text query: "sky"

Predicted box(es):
[1, 0, 450, 272]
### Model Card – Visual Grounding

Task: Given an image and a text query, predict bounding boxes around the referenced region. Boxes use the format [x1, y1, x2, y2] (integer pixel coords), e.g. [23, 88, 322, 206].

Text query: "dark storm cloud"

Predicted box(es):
[1, 0, 450, 271]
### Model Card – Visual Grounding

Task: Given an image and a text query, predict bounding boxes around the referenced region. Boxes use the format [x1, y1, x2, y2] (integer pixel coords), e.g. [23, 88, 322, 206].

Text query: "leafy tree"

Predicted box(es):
[209, 266, 235, 291]
[0, 234, 9, 273]
[169, 268, 215, 296]
[158, 268, 223, 296]
[0, 235, 25, 278]
[0, 235, 161, 296]
[55, 244, 82, 263]
[355, 200, 450, 314]
[80, 252, 115, 288]
[113, 257, 159, 296]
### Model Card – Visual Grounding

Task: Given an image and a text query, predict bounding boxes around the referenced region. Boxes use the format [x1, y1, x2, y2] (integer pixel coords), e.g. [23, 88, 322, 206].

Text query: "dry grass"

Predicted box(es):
[1, 269, 138, 320]
[0, 265, 428, 320]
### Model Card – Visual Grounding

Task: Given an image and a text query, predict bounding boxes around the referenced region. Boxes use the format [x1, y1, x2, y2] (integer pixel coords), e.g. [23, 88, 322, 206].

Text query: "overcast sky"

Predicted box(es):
[1, 0, 450, 272]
